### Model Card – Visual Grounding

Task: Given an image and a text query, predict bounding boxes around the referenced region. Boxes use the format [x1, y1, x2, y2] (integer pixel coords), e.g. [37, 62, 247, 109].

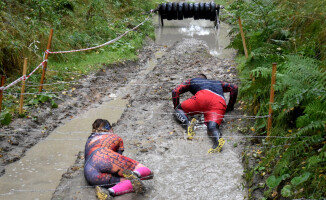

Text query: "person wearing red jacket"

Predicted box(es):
[84, 119, 153, 198]
[172, 74, 238, 153]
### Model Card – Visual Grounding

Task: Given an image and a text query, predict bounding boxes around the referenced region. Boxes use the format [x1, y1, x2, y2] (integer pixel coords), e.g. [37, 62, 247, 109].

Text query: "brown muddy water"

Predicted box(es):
[0, 2, 246, 200]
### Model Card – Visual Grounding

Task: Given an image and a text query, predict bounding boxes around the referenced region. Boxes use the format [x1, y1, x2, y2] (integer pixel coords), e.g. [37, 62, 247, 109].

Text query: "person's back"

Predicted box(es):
[84, 133, 124, 161]
[189, 78, 225, 98]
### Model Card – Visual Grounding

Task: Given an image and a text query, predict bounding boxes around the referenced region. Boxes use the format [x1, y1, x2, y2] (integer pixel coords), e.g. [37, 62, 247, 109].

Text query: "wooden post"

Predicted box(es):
[39, 28, 53, 92]
[19, 58, 28, 115]
[0, 75, 5, 113]
[267, 63, 277, 137]
[238, 17, 248, 59]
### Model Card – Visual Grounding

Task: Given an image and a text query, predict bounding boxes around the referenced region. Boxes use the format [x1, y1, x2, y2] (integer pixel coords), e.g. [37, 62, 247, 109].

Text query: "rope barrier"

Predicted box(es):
[48, 16, 151, 54]
[0, 13, 151, 92]
[21, 78, 246, 87]
[0, 60, 46, 91]
[0, 128, 310, 140]
[0, 104, 269, 119]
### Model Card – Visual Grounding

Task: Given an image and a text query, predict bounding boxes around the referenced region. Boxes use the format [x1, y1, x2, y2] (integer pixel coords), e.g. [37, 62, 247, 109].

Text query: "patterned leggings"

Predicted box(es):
[84, 148, 139, 187]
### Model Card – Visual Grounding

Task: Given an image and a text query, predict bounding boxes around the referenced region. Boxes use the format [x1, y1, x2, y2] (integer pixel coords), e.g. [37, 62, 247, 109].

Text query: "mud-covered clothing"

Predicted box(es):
[84, 132, 124, 160]
[172, 78, 238, 125]
[84, 133, 139, 187]
[172, 78, 238, 109]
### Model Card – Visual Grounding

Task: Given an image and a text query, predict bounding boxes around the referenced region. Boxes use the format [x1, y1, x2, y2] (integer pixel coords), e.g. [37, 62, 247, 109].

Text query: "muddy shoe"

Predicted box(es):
[207, 138, 226, 153]
[122, 170, 145, 194]
[96, 186, 112, 200]
[187, 118, 197, 140]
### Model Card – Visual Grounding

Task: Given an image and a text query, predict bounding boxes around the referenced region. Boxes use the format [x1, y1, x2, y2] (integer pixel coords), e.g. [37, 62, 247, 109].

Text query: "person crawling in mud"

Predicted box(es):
[172, 73, 238, 153]
[84, 119, 154, 199]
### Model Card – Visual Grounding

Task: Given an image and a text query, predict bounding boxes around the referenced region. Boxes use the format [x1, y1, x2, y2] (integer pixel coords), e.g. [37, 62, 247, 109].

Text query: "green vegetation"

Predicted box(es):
[226, 0, 326, 199]
[0, 0, 161, 123]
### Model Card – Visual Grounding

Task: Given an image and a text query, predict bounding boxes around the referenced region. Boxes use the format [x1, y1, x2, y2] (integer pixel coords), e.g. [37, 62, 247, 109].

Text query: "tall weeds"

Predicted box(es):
[227, 0, 326, 199]
[0, 0, 160, 121]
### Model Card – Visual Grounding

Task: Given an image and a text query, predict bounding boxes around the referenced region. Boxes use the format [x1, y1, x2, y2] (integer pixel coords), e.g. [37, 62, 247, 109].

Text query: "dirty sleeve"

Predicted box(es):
[220, 81, 238, 108]
[172, 79, 191, 109]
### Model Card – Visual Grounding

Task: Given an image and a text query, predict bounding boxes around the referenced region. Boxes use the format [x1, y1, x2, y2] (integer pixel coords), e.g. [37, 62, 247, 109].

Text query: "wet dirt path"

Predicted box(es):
[0, 3, 247, 200]
[52, 9, 247, 200]
[0, 95, 128, 199]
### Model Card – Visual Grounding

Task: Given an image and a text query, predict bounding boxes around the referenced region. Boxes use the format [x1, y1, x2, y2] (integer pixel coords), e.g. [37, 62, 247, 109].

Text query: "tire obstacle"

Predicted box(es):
[155, 2, 223, 28]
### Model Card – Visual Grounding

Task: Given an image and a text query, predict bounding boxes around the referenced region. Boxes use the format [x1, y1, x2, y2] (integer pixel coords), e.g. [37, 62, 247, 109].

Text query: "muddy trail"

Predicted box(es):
[51, 37, 247, 199]
[0, 12, 249, 200]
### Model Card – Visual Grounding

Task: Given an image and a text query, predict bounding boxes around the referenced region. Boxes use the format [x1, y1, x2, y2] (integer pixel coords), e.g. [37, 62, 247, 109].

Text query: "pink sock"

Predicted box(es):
[110, 180, 133, 196]
[134, 167, 153, 180]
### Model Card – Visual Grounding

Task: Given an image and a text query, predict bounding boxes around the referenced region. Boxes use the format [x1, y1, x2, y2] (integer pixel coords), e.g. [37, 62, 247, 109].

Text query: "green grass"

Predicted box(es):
[0, 0, 161, 122]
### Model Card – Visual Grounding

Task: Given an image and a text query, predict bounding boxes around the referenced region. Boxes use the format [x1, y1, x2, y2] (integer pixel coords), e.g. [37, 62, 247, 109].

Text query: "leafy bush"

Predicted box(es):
[227, 0, 326, 199]
[0, 111, 12, 125]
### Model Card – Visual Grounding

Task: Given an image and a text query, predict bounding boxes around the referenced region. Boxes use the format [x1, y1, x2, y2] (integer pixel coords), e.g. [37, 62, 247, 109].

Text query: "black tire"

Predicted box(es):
[178, 2, 183, 20]
[172, 2, 178, 20]
[188, 3, 194, 18]
[160, 3, 167, 20]
[183, 2, 189, 18]
[204, 3, 210, 20]
[199, 3, 205, 19]
[210, 2, 216, 21]
[193, 3, 199, 20]
[166, 2, 172, 20]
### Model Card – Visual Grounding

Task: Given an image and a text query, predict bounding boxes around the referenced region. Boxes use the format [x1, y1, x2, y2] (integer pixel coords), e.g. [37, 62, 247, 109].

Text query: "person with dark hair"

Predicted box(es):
[172, 73, 238, 153]
[84, 119, 153, 199]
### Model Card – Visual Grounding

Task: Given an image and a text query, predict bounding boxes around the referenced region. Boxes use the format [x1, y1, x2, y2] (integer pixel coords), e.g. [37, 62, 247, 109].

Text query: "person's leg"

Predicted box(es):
[96, 177, 142, 198]
[177, 95, 203, 139]
[203, 93, 227, 153]
[108, 179, 139, 196]
[133, 163, 154, 180]
[175, 104, 197, 140]
[206, 121, 225, 153]
[84, 162, 114, 187]
[175, 104, 189, 128]
[207, 121, 220, 149]
[92, 149, 144, 197]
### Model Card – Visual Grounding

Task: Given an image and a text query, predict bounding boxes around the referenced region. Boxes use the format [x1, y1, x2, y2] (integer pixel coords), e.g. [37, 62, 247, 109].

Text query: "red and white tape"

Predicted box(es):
[0, 60, 46, 91]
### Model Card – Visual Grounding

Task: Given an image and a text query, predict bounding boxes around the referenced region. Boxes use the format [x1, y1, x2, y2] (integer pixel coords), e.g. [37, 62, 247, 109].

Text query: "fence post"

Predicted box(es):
[0, 76, 5, 113]
[238, 17, 248, 59]
[267, 63, 277, 137]
[39, 28, 53, 92]
[19, 58, 28, 115]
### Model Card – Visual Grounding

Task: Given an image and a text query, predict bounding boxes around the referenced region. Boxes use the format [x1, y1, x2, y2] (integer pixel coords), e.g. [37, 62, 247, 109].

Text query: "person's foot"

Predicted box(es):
[187, 118, 197, 140]
[207, 138, 225, 153]
[134, 170, 154, 180]
[122, 170, 145, 194]
[95, 186, 113, 200]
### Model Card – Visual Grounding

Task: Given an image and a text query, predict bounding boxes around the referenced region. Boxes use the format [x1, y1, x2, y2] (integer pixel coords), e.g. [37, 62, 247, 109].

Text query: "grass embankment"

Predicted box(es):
[225, 0, 326, 199]
[0, 0, 160, 124]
